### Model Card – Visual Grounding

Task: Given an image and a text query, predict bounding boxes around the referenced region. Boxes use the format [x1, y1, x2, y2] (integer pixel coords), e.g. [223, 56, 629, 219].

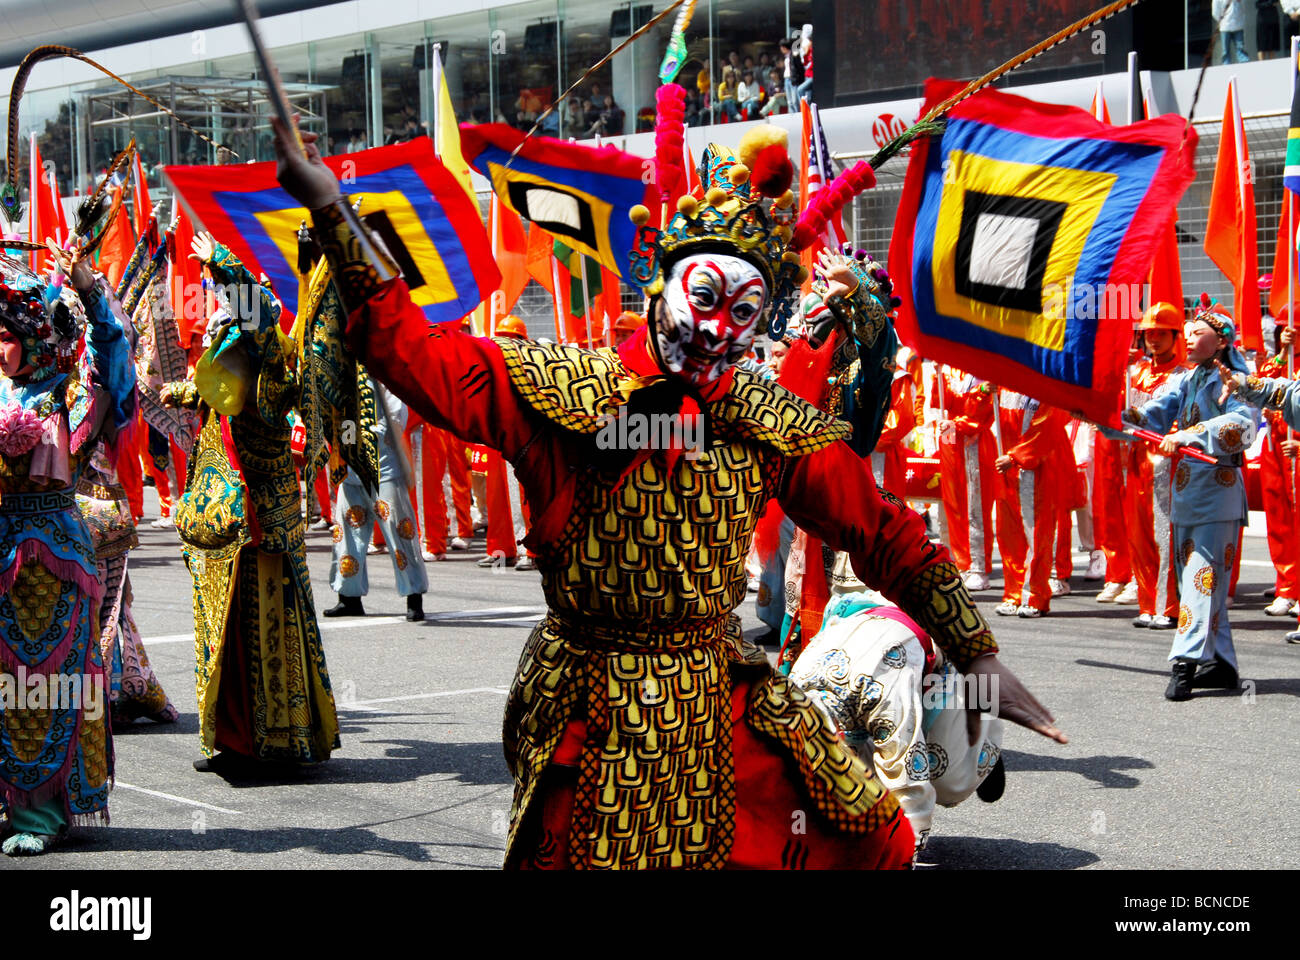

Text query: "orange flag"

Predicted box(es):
[1149, 216, 1184, 315]
[132, 151, 152, 242]
[1204, 77, 1262, 350]
[28, 135, 65, 272]
[1269, 192, 1297, 318]
[524, 221, 572, 342]
[486, 195, 529, 334]
[169, 205, 202, 348]
[1089, 83, 1112, 124]
[97, 185, 135, 290]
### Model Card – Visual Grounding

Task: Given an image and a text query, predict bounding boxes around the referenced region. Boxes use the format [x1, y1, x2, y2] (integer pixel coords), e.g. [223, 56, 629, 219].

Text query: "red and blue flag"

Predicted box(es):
[890, 80, 1196, 426]
[460, 124, 655, 280]
[163, 138, 498, 326]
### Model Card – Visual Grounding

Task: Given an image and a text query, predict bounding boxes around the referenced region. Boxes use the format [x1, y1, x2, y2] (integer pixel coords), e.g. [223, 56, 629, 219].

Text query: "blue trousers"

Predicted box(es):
[1170, 521, 1238, 670]
[330, 474, 428, 598]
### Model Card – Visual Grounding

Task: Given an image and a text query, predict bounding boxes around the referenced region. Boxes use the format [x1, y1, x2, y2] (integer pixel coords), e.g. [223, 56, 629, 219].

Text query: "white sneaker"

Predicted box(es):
[309, 517, 331, 531]
[1084, 549, 1105, 581]
[1096, 581, 1124, 603]
[1049, 578, 1071, 597]
[961, 571, 990, 592]
[450, 537, 470, 551]
[1114, 581, 1139, 605]
[747, 576, 760, 593]
[1017, 605, 1042, 618]
[151, 516, 174, 529]
[422, 550, 446, 562]
[1132, 612, 1153, 628]
[367, 543, 386, 555]
[995, 599, 1020, 616]
[1264, 596, 1294, 616]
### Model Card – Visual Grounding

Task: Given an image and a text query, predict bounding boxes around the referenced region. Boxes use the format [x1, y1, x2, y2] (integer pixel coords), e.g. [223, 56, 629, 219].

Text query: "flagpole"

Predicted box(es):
[579, 250, 593, 348]
[550, 253, 566, 343]
[1289, 36, 1298, 628]
[488, 193, 499, 337]
[432, 43, 442, 162]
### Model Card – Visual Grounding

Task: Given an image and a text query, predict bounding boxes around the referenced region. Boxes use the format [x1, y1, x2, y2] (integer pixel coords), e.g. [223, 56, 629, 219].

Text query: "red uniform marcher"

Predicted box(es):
[1124, 303, 1188, 628]
[408, 412, 474, 559]
[935, 368, 996, 590]
[477, 315, 535, 571]
[1092, 405, 1134, 603]
[869, 347, 918, 494]
[1256, 308, 1300, 615]
[996, 395, 1070, 617]
[994, 389, 1029, 616]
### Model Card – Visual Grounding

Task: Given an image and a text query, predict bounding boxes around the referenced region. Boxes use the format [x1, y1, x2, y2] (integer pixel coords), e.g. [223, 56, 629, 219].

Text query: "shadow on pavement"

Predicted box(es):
[1075, 658, 1169, 678]
[113, 713, 201, 736]
[198, 738, 511, 790]
[1001, 749, 1153, 789]
[52, 824, 499, 865]
[920, 835, 1101, 869]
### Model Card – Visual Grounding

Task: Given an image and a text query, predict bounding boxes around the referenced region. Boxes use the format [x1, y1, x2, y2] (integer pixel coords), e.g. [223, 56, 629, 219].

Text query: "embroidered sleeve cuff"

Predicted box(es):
[310, 198, 398, 313]
[898, 560, 999, 672]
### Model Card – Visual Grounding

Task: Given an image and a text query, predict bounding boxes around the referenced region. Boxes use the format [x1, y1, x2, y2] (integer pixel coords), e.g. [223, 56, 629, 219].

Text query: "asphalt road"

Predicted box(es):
[6, 491, 1298, 871]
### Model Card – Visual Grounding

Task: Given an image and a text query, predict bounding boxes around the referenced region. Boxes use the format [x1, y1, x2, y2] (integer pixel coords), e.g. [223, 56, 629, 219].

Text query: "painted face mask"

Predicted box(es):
[656, 253, 767, 385]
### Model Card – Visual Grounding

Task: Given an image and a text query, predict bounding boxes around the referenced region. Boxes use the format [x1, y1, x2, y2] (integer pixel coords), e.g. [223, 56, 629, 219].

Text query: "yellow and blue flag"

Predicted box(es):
[460, 124, 655, 280]
[890, 80, 1196, 426]
[163, 138, 498, 326]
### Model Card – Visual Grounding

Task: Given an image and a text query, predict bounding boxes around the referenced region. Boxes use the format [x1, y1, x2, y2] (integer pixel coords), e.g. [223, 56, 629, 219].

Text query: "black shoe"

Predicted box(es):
[976, 755, 1005, 803]
[1191, 658, 1239, 690]
[323, 596, 365, 617]
[1164, 659, 1197, 701]
[406, 594, 425, 622]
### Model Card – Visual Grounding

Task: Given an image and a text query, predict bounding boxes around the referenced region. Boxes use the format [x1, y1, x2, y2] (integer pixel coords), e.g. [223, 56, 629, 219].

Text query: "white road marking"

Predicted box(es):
[340, 686, 510, 712]
[115, 781, 242, 815]
[144, 608, 546, 645]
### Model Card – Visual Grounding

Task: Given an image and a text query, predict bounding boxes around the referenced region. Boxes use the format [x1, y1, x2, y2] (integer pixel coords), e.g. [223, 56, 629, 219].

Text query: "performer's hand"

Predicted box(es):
[1213, 359, 1245, 406]
[965, 653, 1067, 745]
[994, 453, 1015, 473]
[1157, 431, 1187, 456]
[938, 418, 955, 443]
[1283, 439, 1300, 459]
[271, 113, 343, 210]
[189, 231, 216, 264]
[45, 240, 94, 295]
[1281, 326, 1294, 348]
[815, 249, 859, 301]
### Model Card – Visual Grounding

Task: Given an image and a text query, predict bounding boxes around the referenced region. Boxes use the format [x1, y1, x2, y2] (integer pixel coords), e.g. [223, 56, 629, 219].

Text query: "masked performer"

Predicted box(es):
[0, 245, 133, 855]
[274, 117, 1064, 869]
[166, 232, 367, 771]
[1121, 298, 1255, 700]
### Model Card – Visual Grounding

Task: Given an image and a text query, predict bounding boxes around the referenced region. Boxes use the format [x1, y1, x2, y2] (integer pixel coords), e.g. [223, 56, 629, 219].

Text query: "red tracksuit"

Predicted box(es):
[935, 369, 996, 576]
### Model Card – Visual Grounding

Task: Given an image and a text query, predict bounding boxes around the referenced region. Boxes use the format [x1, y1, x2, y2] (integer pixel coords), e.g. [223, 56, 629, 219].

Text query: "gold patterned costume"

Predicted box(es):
[171, 244, 374, 763]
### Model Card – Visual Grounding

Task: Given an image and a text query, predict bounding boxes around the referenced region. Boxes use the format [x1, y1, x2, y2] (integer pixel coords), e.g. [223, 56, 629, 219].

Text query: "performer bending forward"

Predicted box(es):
[273, 116, 1065, 869]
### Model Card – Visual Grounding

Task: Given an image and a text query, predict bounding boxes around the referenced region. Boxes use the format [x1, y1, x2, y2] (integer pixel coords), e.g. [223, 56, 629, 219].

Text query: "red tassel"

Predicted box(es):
[750, 143, 793, 198]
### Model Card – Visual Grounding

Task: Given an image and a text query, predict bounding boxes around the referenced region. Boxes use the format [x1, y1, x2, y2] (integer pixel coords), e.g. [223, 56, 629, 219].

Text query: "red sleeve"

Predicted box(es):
[952, 389, 992, 437]
[781, 442, 941, 605]
[875, 378, 916, 449]
[779, 441, 998, 669]
[344, 279, 532, 460]
[1006, 406, 1067, 470]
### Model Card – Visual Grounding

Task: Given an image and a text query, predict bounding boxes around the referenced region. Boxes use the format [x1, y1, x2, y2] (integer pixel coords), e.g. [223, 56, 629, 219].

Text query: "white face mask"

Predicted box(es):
[655, 253, 767, 385]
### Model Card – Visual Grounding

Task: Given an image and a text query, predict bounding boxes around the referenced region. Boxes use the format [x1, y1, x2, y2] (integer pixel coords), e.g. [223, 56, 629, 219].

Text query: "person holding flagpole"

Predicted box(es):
[1122, 297, 1256, 701]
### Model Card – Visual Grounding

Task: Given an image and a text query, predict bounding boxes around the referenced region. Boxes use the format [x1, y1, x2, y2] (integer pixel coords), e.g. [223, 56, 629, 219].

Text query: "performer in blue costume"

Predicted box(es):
[0, 244, 134, 855]
[1120, 299, 1256, 701]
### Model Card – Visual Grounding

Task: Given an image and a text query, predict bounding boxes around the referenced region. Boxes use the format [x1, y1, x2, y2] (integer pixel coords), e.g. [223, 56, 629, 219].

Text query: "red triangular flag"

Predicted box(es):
[98, 185, 136, 290]
[132, 151, 152, 243]
[1204, 78, 1261, 350]
[1270, 192, 1297, 319]
[169, 205, 202, 348]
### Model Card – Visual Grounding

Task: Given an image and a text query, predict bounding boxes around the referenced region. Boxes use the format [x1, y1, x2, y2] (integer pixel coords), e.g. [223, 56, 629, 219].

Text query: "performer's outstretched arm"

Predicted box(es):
[780, 442, 1067, 744]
